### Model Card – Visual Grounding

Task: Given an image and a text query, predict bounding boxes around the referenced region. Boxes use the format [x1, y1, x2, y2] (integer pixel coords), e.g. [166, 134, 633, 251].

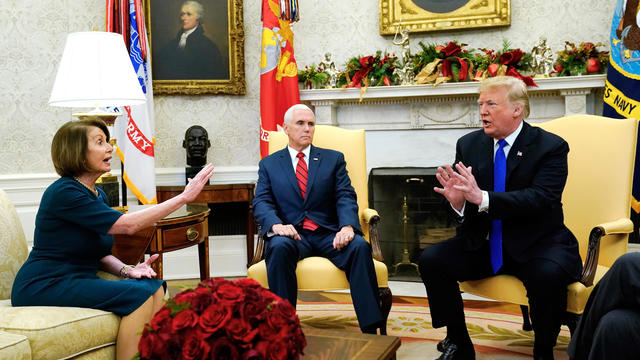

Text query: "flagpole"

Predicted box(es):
[121, 161, 127, 207]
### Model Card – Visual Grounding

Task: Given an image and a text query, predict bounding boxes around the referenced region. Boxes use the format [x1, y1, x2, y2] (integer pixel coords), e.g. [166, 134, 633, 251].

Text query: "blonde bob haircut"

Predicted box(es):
[51, 118, 110, 178]
[478, 75, 530, 119]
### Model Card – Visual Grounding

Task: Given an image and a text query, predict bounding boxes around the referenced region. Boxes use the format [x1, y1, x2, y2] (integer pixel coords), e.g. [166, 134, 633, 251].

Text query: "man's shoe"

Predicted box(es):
[436, 336, 451, 352]
[435, 342, 475, 360]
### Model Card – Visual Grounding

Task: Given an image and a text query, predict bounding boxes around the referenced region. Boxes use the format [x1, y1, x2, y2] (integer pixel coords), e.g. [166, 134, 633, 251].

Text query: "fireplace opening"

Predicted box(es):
[368, 167, 456, 281]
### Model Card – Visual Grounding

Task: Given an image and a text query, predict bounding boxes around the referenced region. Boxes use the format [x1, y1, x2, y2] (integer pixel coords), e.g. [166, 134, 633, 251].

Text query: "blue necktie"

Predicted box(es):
[490, 139, 508, 274]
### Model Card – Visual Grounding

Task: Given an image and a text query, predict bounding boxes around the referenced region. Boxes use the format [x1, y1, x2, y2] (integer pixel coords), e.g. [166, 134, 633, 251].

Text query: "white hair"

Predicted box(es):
[283, 104, 314, 125]
[183, 1, 204, 20]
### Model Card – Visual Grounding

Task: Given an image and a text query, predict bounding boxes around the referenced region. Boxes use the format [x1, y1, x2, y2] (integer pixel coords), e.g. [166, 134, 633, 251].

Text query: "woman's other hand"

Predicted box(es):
[127, 254, 160, 279]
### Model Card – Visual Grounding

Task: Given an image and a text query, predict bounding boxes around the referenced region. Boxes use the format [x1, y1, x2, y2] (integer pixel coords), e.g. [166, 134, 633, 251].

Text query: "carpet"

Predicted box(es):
[296, 301, 570, 360]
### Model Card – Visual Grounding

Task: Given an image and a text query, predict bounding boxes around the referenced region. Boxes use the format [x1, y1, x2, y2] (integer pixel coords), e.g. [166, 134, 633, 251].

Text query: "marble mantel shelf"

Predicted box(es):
[299, 74, 606, 130]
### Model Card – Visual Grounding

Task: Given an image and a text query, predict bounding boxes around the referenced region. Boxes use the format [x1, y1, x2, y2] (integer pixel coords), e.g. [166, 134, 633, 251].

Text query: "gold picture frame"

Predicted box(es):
[380, 0, 510, 35]
[144, 0, 245, 95]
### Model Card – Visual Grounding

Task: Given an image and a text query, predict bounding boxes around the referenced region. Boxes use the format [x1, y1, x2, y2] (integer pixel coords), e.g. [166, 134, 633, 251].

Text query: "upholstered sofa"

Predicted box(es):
[0, 189, 120, 359]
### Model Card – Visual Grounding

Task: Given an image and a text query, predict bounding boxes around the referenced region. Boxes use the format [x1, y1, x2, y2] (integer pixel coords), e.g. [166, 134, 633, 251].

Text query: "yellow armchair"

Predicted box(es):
[459, 114, 638, 333]
[247, 125, 392, 334]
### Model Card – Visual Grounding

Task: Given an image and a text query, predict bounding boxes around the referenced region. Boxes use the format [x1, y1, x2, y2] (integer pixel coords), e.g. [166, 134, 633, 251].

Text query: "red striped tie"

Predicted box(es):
[296, 152, 318, 231]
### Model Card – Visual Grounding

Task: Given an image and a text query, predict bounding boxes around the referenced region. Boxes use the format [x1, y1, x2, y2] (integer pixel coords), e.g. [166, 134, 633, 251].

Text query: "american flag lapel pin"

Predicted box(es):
[517, 151, 523, 157]
[313, 157, 319, 161]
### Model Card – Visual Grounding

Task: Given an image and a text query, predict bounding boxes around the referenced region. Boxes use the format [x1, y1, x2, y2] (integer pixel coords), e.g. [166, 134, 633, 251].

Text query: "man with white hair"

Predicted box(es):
[154, 0, 226, 79]
[253, 104, 383, 334]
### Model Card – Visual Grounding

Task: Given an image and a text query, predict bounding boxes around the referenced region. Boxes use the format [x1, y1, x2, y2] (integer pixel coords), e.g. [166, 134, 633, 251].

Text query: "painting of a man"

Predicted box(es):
[152, 0, 229, 80]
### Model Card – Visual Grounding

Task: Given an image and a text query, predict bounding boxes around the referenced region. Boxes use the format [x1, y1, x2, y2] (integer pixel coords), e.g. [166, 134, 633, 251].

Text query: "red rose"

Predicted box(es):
[586, 58, 600, 73]
[181, 330, 211, 360]
[173, 290, 198, 306]
[234, 278, 261, 289]
[435, 44, 445, 52]
[265, 339, 289, 360]
[199, 303, 232, 334]
[215, 283, 246, 304]
[150, 308, 171, 331]
[241, 300, 267, 326]
[267, 301, 297, 329]
[226, 317, 259, 344]
[441, 42, 462, 57]
[209, 336, 240, 359]
[172, 309, 198, 332]
[138, 328, 163, 359]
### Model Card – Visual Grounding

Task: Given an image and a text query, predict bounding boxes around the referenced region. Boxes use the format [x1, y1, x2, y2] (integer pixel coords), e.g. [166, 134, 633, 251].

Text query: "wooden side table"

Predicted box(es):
[112, 204, 211, 280]
[156, 184, 256, 267]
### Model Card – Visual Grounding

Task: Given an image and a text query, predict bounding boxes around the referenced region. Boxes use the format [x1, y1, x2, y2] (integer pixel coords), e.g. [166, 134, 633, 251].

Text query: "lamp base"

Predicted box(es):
[95, 173, 120, 207]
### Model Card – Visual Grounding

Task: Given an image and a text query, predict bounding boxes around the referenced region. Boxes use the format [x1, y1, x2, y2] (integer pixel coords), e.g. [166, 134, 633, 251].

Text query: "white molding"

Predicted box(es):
[300, 75, 605, 101]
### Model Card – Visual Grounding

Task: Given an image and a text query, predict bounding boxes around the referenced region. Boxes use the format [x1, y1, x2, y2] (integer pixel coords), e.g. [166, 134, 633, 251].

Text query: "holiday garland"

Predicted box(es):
[298, 40, 609, 89]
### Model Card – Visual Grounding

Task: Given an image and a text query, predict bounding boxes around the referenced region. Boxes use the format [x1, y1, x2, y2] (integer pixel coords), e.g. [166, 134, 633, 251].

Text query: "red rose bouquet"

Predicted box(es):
[136, 278, 306, 360]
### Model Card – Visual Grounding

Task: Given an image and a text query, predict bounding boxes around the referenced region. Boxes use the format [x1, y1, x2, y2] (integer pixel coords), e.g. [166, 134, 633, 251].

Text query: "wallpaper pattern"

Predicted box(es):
[0, 0, 614, 174]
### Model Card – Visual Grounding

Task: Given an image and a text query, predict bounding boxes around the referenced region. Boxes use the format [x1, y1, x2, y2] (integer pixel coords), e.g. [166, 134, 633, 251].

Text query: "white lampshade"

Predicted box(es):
[49, 31, 146, 108]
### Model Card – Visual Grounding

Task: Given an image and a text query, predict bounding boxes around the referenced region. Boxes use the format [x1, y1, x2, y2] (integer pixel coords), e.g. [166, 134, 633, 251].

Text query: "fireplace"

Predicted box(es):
[368, 167, 456, 281]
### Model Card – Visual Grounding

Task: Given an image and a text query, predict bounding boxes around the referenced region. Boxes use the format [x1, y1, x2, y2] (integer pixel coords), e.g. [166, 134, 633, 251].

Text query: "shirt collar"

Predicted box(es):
[182, 25, 198, 37]
[494, 121, 523, 148]
[287, 145, 311, 160]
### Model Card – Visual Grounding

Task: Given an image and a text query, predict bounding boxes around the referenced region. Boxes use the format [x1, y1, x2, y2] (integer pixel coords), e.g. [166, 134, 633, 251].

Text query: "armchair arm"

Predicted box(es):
[361, 208, 383, 262]
[580, 218, 633, 287]
[250, 224, 266, 266]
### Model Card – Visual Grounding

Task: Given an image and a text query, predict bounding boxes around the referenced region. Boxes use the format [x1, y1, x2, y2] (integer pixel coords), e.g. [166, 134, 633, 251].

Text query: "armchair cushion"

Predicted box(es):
[0, 331, 30, 360]
[0, 190, 28, 300]
[0, 300, 119, 360]
[247, 257, 389, 291]
[459, 264, 609, 314]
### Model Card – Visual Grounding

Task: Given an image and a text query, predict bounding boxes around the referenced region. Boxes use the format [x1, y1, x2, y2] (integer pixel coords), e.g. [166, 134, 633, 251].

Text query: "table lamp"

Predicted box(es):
[49, 31, 147, 208]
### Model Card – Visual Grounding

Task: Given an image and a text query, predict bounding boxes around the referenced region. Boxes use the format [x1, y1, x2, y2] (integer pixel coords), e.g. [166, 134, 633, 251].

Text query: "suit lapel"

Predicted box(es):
[276, 148, 303, 201]
[305, 146, 321, 202]
[477, 135, 494, 190]
[506, 122, 531, 180]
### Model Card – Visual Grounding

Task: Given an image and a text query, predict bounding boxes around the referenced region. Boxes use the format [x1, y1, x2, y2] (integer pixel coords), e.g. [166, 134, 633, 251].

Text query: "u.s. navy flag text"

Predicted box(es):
[107, 0, 157, 204]
[604, 0, 640, 239]
[260, 0, 300, 158]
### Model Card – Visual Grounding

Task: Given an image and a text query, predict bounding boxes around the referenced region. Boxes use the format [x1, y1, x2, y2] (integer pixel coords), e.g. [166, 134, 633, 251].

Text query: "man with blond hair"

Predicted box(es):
[420, 76, 582, 360]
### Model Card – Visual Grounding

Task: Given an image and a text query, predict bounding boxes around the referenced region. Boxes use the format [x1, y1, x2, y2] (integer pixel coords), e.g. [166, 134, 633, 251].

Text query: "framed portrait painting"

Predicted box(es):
[144, 0, 245, 95]
[380, 0, 510, 35]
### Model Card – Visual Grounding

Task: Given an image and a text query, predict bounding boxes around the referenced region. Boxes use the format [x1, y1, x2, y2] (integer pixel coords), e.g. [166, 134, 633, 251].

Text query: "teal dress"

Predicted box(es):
[11, 177, 164, 316]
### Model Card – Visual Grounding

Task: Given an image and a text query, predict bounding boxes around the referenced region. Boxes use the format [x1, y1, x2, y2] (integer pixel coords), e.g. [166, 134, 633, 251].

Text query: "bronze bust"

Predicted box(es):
[183, 125, 211, 184]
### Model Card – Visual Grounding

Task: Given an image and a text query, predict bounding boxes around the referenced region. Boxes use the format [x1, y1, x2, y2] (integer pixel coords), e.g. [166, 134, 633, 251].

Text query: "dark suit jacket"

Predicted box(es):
[253, 145, 362, 237]
[454, 122, 582, 279]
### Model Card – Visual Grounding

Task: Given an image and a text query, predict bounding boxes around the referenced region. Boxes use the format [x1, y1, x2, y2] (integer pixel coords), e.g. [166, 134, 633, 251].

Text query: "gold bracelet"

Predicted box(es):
[119, 265, 134, 278]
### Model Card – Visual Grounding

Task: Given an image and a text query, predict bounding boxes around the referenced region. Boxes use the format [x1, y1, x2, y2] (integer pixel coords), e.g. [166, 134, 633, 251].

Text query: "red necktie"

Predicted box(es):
[296, 152, 318, 231]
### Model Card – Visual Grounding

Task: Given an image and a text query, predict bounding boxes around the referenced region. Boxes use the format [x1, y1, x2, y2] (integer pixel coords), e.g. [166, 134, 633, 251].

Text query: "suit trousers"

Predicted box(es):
[419, 236, 573, 359]
[264, 227, 382, 330]
[567, 252, 640, 360]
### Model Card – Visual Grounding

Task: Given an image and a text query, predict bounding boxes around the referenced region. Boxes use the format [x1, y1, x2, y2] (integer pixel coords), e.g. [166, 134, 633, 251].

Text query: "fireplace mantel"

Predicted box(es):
[300, 75, 606, 131]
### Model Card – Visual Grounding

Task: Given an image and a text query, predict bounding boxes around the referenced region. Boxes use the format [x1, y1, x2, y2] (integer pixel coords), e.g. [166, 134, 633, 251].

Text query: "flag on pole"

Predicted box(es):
[107, 0, 157, 204]
[604, 0, 640, 240]
[260, 0, 300, 158]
